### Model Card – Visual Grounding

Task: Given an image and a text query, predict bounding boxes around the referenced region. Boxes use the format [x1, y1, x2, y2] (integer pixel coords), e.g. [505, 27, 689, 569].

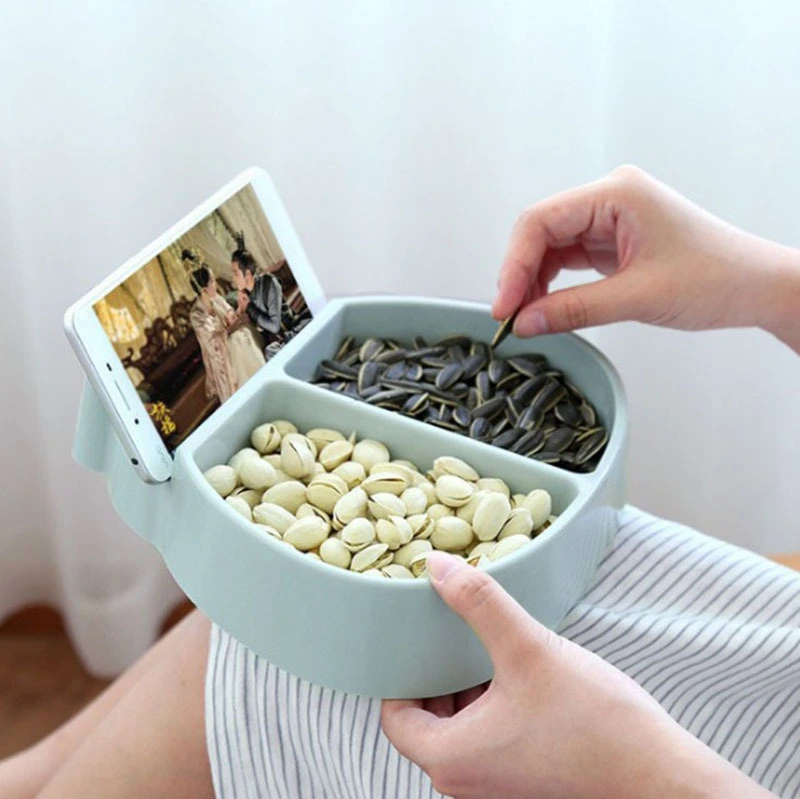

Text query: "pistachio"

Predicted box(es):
[306, 552, 322, 561]
[376, 516, 414, 550]
[400, 486, 428, 516]
[261, 481, 308, 514]
[340, 517, 376, 550]
[374, 550, 395, 569]
[306, 473, 349, 514]
[319, 440, 354, 470]
[280, 434, 316, 479]
[489, 534, 530, 561]
[408, 550, 433, 577]
[263, 454, 283, 469]
[351, 439, 390, 472]
[412, 515, 435, 540]
[306, 427, 346, 451]
[228, 447, 261, 471]
[361, 471, 408, 496]
[394, 538, 433, 569]
[204, 465, 237, 497]
[435, 475, 475, 508]
[455, 490, 491, 524]
[362, 568, 385, 579]
[427, 503, 454, 520]
[231, 487, 263, 509]
[416, 478, 438, 506]
[367, 492, 407, 520]
[476, 477, 511, 498]
[252, 502, 296, 534]
[254, 523, 282, 540]
[498, 508, 534, 539]
[523, 489, 552, 529]
[284, 517, 330, 551]
[382, 564, 415, 579]
[351, 542, 390, 572]
[433, 456, 480, 482]
[319, 537, 352, 569]
[511, 492, 527, 509]
[370, 462, 417, 485]
[296, 503, 331, 525]
[225, 495, 253, 521]
[237, 457, 278, 491]
[472, 493, 512, 541]
[431, 517, 474, 552]
[270, 467, 294, 485]
[332, 487, 368, 527]
[251, 423, 282, 454]
[273, 420, 298, 436]
[332, 460, 367, 489]
[467, 541, 496, 560]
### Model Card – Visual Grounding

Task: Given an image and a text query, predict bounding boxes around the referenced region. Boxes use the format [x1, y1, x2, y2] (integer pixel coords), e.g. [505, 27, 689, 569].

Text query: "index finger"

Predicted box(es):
[492, 179, 610, 321]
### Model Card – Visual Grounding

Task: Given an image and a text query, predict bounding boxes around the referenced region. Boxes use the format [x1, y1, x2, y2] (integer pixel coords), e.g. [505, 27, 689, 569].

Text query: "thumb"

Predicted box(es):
[514, 273, 640, 336]
[426, 552, 552, 671]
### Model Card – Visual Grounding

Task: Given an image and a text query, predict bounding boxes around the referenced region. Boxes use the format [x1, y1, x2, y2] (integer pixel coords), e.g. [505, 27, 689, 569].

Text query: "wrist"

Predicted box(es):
[750, 240, 800, 352]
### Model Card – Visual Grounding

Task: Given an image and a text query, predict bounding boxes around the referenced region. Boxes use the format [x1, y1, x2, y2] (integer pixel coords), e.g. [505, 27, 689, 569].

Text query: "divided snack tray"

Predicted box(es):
[74, 296, 627, 698]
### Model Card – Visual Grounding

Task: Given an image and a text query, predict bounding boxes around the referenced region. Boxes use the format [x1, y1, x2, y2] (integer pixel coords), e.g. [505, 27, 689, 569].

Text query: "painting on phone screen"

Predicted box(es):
[93, 184, 312, 451]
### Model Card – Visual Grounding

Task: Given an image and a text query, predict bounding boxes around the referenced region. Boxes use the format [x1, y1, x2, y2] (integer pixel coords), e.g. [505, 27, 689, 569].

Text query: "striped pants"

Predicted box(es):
[206, 507, 800, 798]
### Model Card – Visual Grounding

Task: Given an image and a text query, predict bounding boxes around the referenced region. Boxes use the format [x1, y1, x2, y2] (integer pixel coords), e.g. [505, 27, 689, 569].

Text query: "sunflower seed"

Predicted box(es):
[546, 426, 577, 453]
[490, 311, 518, 349]
[471, 396, 506, 419]
[554, 400, 582, 427]
[507, 355, 546, 377]
[575, 428, 608, 464]
[492, 428, 524, 449]
[452, 406, 472, 428]
[488, 359, 510, 384]
[334, 336, 355, 360]
[436, 363, 464, 390]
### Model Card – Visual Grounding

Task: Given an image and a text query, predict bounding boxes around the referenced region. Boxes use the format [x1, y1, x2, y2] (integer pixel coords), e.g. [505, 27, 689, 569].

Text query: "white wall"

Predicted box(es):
[0, 0, 797, 668]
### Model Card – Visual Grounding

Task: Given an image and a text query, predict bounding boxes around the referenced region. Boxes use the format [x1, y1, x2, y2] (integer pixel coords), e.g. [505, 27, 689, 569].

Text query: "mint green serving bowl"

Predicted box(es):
[74, 296, 627, 698]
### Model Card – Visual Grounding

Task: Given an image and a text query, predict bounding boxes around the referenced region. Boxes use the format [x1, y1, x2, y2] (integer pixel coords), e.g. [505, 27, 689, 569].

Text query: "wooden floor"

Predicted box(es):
[2, 554, 799, 762]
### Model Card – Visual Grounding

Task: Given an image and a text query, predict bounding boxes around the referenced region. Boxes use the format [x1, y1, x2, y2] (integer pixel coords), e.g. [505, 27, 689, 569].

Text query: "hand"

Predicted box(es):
[381, 552, 772, 799]
[493, 165, 800, 347]
[237, 291, 249, 314]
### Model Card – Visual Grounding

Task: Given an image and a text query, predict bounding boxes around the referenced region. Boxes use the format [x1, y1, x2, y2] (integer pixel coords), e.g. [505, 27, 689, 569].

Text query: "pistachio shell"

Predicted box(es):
[231, 487, 263, 509]
[306, 427, 346, 451]
[261, 481, 308, 514]
[332, 460, 367, 489]
[376, 516, 414, 550]
[280, 434, 316, 479]
[367, 492, 407, 520]
[431, 517, 474, 552]
[511, 493, 528, 509]
[319, 537, 352, 568]
[523, 489, 552, 529]
[333, 487, 369, 527]
[476, 477, 511, 498]
[455, 490, 492, 523]
[270, 467, 294, 485]
[361, 471, 408, 496]
[382, 564, 415, 579]
[391, 459, 419, 472]
[351, 542, 390, 572]
[319, 440, 354, 470]
[433, 456, 480, 482]
[263, 454, 283, 469]
[412, 515, 435, 539]
[252, 502, 296, 534]
[340, 517, 376, 550]
[307, 462, 327, 481]
[489, 534, 530, 561]
[374, 551, 395, 569]
[406, 514, 428, 534]
[427, 503, 453, 520]
[400, 487, 428, 516]
[204, 465, 237, 497]
[237, 457, 278, 491]
[498, 508, 534, 539]
[306, 473, 349, 513]
[254, 523, 282, 540]
[306, 552, 322, 561]
[394, 539, 433, 569]
[361, 568, 385, 579]
[284, 517, 330, 551]
[417, 479, 439, 506]
[351, 439, 390, 472]
[370, 462, 417, 484]
[408, 550, 433, 577]
[472, 493, 512, 541]
[228, 447, 261, 471]
[435, 475, 475, 508]
[225, 495, 253, 521]
[251, 423, 282, 454]
[272, 420, 298, 436]
[467, 541, 496, 559]
[296, 503, 331, 524]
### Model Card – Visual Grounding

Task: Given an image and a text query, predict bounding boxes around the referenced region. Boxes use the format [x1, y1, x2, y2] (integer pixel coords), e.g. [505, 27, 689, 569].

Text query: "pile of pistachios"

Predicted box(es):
[202, 420, 557, 579]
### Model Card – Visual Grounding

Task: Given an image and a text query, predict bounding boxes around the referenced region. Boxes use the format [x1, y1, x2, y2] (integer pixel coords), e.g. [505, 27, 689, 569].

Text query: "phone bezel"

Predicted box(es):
[64, 166, 327, 483]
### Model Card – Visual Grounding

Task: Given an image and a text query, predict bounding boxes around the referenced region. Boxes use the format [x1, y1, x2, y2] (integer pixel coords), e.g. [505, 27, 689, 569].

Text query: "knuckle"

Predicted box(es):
[610, 163, 645, 184]
[560, 292, 590, 330]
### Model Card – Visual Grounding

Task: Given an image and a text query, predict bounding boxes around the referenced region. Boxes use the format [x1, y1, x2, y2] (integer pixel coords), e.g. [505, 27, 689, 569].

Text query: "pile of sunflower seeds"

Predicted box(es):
[203, 422, 557, 578]
[309, 335, 608, 472]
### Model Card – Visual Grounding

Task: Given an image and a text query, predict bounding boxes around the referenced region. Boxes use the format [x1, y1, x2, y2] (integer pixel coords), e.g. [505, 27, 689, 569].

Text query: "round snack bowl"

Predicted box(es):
[73, 296, 627, 699]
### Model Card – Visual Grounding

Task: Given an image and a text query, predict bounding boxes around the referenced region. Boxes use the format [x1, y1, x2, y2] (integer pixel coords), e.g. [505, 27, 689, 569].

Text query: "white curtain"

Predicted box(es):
[1, 0, 798, 675]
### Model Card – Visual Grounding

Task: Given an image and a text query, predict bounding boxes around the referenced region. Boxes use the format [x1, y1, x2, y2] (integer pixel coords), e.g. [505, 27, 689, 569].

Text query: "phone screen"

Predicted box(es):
[92, 182, 313, 452]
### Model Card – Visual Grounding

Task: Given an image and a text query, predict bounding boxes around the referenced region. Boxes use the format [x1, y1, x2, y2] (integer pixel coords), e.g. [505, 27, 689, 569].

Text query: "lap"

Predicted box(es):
[207, 507, 800, 798]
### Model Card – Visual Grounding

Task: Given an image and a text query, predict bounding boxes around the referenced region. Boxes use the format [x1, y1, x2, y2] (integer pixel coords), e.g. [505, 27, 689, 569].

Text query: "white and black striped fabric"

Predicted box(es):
[206, 507, 800, 798]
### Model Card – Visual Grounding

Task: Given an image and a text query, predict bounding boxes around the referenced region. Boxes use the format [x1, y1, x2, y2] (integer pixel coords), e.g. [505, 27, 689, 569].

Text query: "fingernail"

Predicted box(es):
[516, 310, 547, 337]
[427, 551, 463, 583]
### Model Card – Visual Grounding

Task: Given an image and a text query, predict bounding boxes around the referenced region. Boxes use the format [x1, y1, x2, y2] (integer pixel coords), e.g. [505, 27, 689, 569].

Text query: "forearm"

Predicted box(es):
[748, 238, 800, 353]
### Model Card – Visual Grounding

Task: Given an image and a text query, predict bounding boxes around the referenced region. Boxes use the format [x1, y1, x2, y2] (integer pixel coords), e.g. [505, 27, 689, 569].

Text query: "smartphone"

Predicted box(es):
[64, 167, 327, 483]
